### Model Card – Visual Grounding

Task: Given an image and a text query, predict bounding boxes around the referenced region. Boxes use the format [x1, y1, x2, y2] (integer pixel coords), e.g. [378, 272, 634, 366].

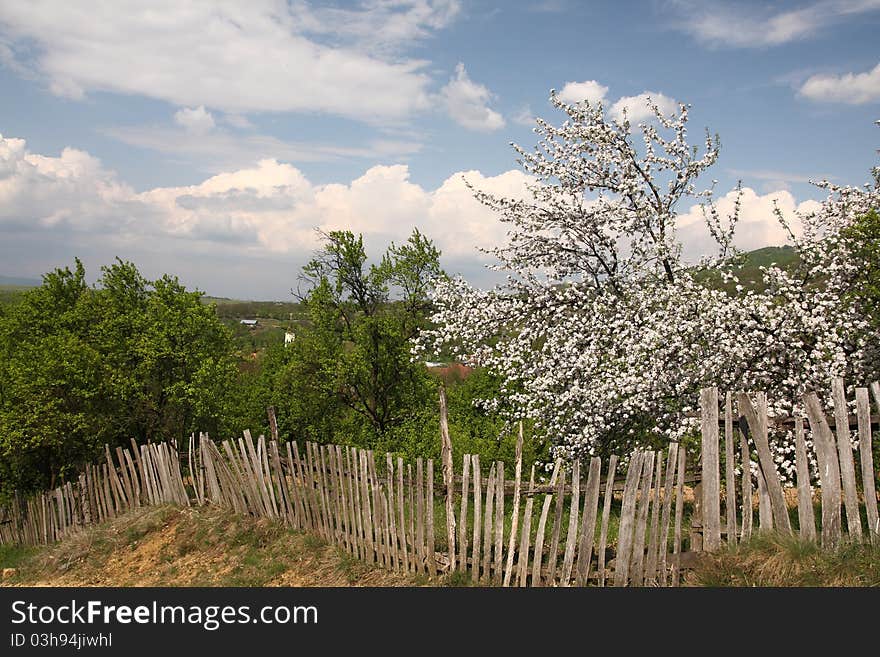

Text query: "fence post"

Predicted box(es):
[439, 386, 455, 573]
[700, 388, 722, 551]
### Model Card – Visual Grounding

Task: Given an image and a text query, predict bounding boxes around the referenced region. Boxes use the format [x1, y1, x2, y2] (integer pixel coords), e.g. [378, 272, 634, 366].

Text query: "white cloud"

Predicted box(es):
[290, 0, 461, 54]
[609, 92, 678, 123]
[2, 133, 836, 298]
[556, 80, 608, 105]
[0, 132, 530, 280]
[439, 63, 505, 132]
[512, 105, 536, 127]
[672, 0, 880, 48]
[798, 62, 880, 104]
[676, 186, 823, 261]
[0, 133, 135, 233]
[173, 106, 215, 135]
[0, 1, 452, 124]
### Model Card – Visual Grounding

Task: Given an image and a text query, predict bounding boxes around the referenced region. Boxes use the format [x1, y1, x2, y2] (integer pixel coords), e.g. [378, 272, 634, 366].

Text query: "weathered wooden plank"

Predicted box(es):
[439, 386, 456, 572]
[122, 448, 141, 509]
[315, 443, 333, 537]
[345, 448, 360, 555]
[645, 454, 662, 584]
[856, 388, 878, 541]
[737, 392, 792, 534]
[724, 392, 737, 547]
[360, 450, 376, 564]
[547, 465, 567, 587]
[597, 454, 619, 587]
[630, 452, 655, 586]
[575, 457, 602, 587]
[804, 391, 843, 548]
[757, 469, 773, 530]
[408, 463, 416, 571]
[700, 388, 722, 551]
[482, 463, 496, 582]
[502, 422, 524, 587]
[396, 457, 408, 571]
[532, 459, 561, 587]
[260, 435, 279, 518]
[286, 442, 304, 530]
[613, 451, 644, 587]
[671, 448, 686, 587]
[426, 459, 437, 576]
[335, 445, 350, 544]
[832, 378, 863, 539]
[385, 454, 398, 570]
[739, 413, 753, 542]
[560, 460, 581, 587]
[267, 406, 279, 443]
[457, 454, 471, 573]
[794, 416, 817, 541]
[292, 442, 314, 531]
[471, 454, 482, 583]
[493, 462, 505, 584]
[516, 465, 536, 587]
[657, 445, 677, 586]
[368, 452, 387, 567]
[416, 458, 425, 574]
[351, 448, 365, 559]
[245, 431, 274, 518]
[113, 446, 134, 510]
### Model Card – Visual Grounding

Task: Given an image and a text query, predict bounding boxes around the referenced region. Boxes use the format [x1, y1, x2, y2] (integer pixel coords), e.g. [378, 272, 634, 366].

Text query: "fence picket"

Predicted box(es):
[794, 417, 816, 541]
[597, 454, 619, 587]
[856, 388, 878, 541]
[575, 457, 602, 587]
[804, 392, 843, 548]
[532, 459, 561, 587]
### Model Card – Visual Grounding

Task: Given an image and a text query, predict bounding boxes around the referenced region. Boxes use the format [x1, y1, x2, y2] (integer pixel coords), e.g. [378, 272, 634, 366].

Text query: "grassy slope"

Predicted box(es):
[0, 506, 425, 587]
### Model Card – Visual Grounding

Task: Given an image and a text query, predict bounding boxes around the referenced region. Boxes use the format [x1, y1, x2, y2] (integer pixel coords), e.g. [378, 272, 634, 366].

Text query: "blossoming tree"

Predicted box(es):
[418, 94, 879, 472]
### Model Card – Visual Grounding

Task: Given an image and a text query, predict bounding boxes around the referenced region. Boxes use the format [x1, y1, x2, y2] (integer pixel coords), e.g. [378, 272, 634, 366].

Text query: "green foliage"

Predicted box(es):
[841, 209, 880, 332]
[0, 258, 240, 498]
[261, 229, 444, 447]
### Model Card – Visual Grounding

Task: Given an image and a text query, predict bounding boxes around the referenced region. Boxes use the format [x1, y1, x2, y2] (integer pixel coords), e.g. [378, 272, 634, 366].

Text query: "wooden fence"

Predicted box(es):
[1, 378, 878, 586]
[693, 379, 880, 550]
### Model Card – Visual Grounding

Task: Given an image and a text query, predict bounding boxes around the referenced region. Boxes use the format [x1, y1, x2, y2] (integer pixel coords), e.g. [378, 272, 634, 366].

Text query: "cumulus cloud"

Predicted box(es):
[1, 132, 830, 298]
[0, 1, 452, 124]
[173, 106, 215, 135]
[676, 186, 822, 262]
[439, 63, 505, 132]
[0, 132, 531, 288]
[556, 80, 608, 105]
[609, 92, 678, 123]
[0, 133, 136, 233]
[799, 62, 880, 104]
[671, 0, 880, 48]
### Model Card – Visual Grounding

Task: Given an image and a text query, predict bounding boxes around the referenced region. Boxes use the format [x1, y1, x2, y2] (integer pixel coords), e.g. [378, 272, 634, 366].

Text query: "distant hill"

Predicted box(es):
[0, 274, 40, 288]
[694, 245, 801, 294]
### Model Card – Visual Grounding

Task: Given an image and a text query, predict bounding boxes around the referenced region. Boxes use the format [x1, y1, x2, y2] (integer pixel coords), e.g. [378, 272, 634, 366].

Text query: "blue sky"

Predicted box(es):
[1, 1, 878, 299]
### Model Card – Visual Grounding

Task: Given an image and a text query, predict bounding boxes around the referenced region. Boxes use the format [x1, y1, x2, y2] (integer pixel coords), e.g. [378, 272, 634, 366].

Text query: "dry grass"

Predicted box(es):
[0, 505, 431, 587]
[686, 531, 880, 587]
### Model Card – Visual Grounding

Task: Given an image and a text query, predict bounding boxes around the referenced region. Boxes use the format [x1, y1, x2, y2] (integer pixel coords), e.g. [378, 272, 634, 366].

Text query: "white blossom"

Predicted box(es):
[416, 92, 879, 475]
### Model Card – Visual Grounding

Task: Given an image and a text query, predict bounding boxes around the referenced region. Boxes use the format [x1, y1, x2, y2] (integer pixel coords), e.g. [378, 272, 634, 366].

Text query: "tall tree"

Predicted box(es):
[0, 258, 239, 497]
[277, 229, 442, 444]
[419, 92, 880, 470]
